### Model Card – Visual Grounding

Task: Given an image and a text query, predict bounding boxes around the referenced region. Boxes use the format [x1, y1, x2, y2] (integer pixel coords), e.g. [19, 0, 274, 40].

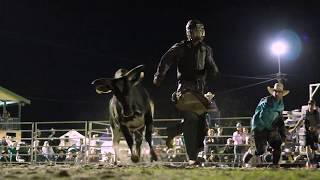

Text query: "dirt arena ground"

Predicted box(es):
[0, 164, 320, 180]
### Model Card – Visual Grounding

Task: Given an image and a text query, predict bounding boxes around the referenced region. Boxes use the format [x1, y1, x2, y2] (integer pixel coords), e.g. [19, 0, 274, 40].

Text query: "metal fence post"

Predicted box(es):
[31, 122, 35, 165]
[88, 121, 92, 164]
[34, 122, 38, 164]
[85, 121, 88, 165]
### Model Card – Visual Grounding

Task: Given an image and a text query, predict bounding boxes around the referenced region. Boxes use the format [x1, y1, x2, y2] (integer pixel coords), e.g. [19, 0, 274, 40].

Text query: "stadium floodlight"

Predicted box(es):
[271, 41, 288, 56]
[270, 41, 289, 81]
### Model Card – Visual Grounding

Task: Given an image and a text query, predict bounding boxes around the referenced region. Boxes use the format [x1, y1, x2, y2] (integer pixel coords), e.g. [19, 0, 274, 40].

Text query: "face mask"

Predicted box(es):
[187, 24, 205, 41]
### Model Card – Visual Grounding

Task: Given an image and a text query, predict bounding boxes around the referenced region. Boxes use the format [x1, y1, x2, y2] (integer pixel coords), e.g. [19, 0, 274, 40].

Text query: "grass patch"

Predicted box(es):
[0, 166, 319, 180]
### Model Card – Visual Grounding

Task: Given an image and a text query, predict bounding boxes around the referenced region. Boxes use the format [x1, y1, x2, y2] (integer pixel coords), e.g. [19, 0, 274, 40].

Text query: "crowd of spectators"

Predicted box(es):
[0, 110, 319, 168]
[0, 128, 115, 165]
[152, 118, 319, 168]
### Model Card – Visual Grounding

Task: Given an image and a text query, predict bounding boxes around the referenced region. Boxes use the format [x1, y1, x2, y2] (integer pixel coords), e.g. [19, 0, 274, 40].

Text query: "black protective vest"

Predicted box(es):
[177, 41, 207, 83]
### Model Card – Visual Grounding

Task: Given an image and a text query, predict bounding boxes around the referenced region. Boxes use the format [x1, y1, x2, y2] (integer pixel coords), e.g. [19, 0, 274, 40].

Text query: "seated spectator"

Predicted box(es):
[207, 150, 218, 163]
[152, 129, 166, 146]
[196, 151, 206, 164]
[59, 135, 71, 151]
[0, 150, 9, 162]
[32, 137, 45, 162]
[42, 141, 55, 161]
[1, 109, 11, 119]
[154, 145, 167, 161]
[204, 128, 216, 159]
[8, 142, 17, 162]
[173, 136, 184, 154]
[65, 144, 79, 163]
[166, 148, 175, 162]
[88, 148, 99, 162]
[56, 149, 66, 162]
[68, 144, 79, 156]
[0, 137, 8, 154]
[65, 151, 75, 162]
[16, 142, 29, 162]
[222, 138, 234, 164]
[104, 152, 114, 164]
[48, 128, 60, 152]
[214, 127, 225, 146]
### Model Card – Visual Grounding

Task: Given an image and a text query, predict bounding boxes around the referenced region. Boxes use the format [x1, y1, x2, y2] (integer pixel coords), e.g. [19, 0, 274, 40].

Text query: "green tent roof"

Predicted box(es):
[0, 86, 31, 105]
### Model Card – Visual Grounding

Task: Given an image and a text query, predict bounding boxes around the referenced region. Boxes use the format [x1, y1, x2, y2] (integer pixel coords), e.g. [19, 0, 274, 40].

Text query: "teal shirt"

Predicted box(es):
[251, 96, 284, 131]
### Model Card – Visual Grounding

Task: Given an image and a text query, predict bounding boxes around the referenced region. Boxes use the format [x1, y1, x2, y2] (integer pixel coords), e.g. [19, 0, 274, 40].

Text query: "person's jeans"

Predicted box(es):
[253, 129, 282, 165]
[233, 145, 244, 167]
[182, 111, 207, 161]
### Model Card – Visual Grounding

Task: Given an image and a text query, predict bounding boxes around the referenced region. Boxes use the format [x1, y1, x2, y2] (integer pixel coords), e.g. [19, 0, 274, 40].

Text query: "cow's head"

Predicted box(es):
[92, 65, 145, 117]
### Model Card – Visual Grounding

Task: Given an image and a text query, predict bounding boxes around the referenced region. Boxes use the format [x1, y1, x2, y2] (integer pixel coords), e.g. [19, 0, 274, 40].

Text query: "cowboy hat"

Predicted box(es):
[267, 82, 289, 96]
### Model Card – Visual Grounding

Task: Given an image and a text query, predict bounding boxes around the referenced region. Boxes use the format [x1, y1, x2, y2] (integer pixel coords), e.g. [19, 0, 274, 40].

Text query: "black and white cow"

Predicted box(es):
[92, 65, 157, 163]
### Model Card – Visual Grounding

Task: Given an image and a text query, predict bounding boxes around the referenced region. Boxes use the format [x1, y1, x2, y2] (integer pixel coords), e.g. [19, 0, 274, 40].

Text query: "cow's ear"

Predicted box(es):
[126, 65, 145, 86]
[91, 78, 113, 94]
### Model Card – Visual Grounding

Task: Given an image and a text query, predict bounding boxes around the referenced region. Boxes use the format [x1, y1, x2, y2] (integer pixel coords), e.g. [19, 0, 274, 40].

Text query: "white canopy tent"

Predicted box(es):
[59, 129, 87, 147]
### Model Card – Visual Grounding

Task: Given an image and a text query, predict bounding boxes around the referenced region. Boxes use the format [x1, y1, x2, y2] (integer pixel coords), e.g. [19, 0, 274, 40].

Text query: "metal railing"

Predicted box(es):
[0, 121, 33, 164]
[0, 117, 308, 167]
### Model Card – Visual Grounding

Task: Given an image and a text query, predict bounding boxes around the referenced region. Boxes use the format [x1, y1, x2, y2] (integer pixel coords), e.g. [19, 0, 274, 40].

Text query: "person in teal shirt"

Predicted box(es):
[243, 82, 289, 167]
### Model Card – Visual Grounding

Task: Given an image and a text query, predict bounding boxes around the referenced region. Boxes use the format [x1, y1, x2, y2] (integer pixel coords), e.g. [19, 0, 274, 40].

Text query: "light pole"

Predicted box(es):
[277, 54, 281, 75]
[271, 41, 288, 82]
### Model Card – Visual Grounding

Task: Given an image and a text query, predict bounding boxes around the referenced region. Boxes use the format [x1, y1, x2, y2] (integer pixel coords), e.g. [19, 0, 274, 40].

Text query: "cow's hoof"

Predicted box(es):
[131, 155, 140, 163]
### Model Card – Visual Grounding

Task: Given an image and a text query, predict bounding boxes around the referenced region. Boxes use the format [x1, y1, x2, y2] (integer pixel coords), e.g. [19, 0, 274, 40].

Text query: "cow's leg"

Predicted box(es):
[145, 113, 158, 162]
[112, 127, 122, 164]
[120, 125, 138, 163]
[134, 129, 143, 162]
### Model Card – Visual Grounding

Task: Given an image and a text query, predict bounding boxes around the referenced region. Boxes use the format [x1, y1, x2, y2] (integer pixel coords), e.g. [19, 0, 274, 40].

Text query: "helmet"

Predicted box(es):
[186, 19, 205, 41]
[186, 19, 204, 31]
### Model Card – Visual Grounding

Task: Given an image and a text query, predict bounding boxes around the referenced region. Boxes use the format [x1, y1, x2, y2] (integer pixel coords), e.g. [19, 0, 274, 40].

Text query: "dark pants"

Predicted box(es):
[306, 131, 319, 150]
[305, 131, 319, 164]
[234, 145, 245, 167]
[183, 111, 207, 160]
[205, 111, 220, 129]
[244, 129, 282, 165]
[166, 111, 207, 161]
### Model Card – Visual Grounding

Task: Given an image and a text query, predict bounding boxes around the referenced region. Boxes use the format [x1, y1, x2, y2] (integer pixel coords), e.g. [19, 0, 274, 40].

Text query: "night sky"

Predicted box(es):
[1, 1, 320, 122]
